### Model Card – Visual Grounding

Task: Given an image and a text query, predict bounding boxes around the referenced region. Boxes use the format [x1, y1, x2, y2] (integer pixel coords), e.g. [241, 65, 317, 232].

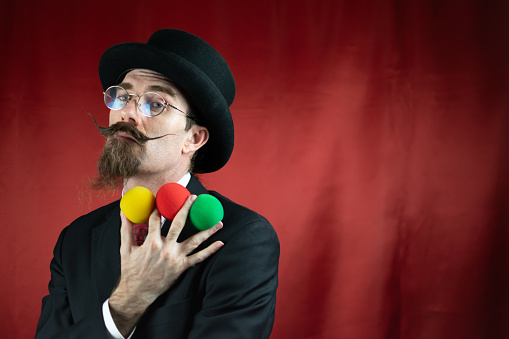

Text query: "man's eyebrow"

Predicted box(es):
[147, 85, 178, 98]
[117, 83, 178, 98]
[117, 82, 133, 90]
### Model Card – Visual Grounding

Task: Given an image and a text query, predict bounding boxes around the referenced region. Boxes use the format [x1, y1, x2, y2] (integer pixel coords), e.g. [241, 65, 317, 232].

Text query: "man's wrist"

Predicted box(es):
[102, 299, 136, 339]
[108, 288, 149, 338]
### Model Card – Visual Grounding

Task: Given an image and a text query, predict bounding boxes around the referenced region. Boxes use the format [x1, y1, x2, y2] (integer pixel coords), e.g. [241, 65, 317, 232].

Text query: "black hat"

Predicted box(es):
[98, 29, 235, 173]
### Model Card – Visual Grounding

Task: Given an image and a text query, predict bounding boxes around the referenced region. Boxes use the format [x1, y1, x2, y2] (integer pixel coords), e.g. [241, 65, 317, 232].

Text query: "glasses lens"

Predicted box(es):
[104, 86, 128, 110]
[138, 93, 165, 117]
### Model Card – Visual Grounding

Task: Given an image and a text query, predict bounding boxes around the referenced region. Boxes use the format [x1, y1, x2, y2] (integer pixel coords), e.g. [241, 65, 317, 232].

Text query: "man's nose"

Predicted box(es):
[120, 96, 142, 125]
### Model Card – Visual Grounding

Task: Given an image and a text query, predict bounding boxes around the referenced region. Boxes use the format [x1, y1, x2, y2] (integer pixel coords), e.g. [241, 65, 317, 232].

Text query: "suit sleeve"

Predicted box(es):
[35, 227, 109, 339]
[188, 218, 280, 339]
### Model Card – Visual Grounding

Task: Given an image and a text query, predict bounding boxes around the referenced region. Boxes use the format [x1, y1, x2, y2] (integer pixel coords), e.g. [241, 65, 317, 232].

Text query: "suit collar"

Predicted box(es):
[187, 174, 209, 195]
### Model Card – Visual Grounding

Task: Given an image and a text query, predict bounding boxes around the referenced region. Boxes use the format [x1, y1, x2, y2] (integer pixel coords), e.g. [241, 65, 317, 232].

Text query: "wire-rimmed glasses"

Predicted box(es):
[103, 85, 189, 118]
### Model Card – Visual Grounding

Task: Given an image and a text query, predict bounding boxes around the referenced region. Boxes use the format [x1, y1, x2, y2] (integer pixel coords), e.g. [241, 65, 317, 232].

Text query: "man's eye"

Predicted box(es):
[150, 101, 164, 109]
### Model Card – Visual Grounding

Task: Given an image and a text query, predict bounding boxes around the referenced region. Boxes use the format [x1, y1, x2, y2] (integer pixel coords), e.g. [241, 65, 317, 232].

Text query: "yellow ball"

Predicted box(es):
[120, 186, 155, 224]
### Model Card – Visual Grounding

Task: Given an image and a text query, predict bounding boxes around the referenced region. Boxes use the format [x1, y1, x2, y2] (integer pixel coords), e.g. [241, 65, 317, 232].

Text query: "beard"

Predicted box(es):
[91, 136, 144, 190]
[89, 118, 173, 190]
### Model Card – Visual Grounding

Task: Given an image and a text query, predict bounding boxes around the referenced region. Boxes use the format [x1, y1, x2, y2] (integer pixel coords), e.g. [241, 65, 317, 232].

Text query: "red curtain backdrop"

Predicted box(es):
[1, 0, 508, 338]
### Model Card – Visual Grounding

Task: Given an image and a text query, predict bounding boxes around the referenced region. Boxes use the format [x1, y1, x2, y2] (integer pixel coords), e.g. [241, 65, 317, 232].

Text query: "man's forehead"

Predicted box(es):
[124, 69, 168, 81]
[120, 69, 180, 97]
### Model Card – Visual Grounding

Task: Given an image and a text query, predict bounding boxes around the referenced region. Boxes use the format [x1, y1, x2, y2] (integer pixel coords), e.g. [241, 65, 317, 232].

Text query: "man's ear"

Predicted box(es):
[182, 126, 209, 154]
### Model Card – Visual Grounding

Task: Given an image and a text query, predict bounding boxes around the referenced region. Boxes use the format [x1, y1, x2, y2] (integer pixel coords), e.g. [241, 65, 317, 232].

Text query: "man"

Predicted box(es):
[36, 29, 280, 339]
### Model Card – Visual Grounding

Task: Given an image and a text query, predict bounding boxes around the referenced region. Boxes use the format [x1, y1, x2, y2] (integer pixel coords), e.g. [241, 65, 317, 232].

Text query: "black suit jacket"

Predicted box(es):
[36, 176, 280, 338]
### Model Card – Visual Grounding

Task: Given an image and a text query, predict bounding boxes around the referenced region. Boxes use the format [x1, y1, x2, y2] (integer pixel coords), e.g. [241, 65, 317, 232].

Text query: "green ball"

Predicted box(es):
[189, 194, 224, 231]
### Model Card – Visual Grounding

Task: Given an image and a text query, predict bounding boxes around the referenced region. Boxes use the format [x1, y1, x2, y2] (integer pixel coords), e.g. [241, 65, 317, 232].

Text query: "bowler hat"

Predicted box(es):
[98, 29, 235, 173]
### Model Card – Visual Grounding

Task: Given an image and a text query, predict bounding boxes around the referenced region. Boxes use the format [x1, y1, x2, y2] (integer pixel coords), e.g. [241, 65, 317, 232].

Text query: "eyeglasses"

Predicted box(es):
[103, 85, 189, 118]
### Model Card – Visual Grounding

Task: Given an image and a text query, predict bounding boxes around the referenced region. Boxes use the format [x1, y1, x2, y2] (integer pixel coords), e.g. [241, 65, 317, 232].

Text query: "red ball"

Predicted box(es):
[156, 183, 191, 220]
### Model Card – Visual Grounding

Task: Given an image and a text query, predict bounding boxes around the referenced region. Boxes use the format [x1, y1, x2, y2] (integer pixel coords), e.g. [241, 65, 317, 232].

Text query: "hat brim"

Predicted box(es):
[99, 42, 234, 174]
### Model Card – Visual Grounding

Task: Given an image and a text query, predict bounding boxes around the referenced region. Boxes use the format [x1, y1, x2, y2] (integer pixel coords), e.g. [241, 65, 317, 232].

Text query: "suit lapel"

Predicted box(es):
[186, 175, 209, 196]
[91, 203, 122, 303]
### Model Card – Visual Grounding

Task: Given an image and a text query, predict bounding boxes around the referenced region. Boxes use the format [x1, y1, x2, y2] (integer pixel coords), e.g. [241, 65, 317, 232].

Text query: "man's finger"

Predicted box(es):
[186, 240, 225, 268]
[182, 221, 223, 254]
[120, 211, 134, 255]
[166, 195, 197, 242]
[146, 207, 162, 239]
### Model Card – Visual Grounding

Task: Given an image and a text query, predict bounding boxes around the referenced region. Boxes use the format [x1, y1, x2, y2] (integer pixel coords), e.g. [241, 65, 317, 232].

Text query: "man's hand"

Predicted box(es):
[109, 195, 224, 337]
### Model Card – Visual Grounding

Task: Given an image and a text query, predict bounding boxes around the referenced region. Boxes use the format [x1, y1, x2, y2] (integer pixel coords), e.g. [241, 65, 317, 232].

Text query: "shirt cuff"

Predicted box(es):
[102, 299, 136, 339]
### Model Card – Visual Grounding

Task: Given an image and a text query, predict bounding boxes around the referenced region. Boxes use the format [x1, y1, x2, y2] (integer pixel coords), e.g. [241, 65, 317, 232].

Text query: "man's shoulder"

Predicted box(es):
[209, 191, 268, 223]
[209, 191, 277, 237]
[192, 175, 272, 228]
[66, 200, 120, 232]
[52, 200, 120, 255]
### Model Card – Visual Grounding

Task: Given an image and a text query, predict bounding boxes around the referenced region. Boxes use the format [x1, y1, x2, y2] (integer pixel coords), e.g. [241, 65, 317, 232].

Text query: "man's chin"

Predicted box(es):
[90, 139, 143, 190]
